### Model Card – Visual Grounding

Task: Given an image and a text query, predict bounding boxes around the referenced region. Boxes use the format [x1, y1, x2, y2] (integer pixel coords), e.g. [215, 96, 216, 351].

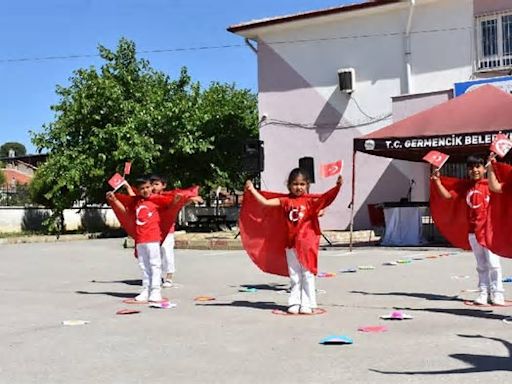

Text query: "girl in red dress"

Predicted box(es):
[242, 168, 342, 314]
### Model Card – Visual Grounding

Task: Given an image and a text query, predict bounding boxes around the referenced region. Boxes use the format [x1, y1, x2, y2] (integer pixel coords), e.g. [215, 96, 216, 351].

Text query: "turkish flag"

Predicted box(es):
[321, 160, 343, 178]
[490, 134, 512, 158]
[108, 173, 126, 191]
[124, 161, 132, 175]
[422, 150, 449, 169]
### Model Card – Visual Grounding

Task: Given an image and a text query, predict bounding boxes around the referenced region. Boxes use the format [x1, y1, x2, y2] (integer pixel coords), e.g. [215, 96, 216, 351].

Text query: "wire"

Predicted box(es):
[260, 113, 392, 130]
[0, 25, 474, 64]
[349, 95, 380, 120]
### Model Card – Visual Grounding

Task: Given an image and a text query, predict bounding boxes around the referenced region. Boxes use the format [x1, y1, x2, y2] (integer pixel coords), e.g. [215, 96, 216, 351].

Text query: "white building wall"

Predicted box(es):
[253, 0, 474, 229]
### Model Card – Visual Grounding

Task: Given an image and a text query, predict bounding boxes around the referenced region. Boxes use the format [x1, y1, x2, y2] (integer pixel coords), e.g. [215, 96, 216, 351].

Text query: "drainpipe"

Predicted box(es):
[405, 0, 416, 94]
[244, 38, 258, 54]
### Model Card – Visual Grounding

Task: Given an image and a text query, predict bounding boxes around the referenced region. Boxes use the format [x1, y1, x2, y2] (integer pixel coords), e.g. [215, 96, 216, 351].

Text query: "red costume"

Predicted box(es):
[430, 178, 489, 250]
[485, 162, 512, 258]
[159, 186, 200, 234]
[239, 185, 341, 276]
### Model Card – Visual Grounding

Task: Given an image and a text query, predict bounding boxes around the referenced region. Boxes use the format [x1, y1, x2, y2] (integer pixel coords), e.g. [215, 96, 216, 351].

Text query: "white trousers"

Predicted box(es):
[161, 233, 176, 274]
[468, 234, 504, 293]
[286, 248, 317, 308]
[136, 242, 162, 290]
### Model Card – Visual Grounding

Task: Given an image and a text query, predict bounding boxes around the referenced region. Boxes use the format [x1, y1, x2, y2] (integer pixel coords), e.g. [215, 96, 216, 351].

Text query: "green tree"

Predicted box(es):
[0, 142, 27, 158]
[31, 38, 258, 229]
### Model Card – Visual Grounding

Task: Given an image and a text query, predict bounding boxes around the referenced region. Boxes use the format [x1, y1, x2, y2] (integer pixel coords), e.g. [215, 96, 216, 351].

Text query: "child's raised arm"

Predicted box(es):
[486, 155, 503, 193]
[431, 169, 453, 199]
[245, 180, 280, 207]
[106, 191, 127, 213]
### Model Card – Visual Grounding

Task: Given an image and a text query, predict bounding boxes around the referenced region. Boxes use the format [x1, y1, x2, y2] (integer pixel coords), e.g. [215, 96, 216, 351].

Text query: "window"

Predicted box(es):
[477, 11, 512, 71]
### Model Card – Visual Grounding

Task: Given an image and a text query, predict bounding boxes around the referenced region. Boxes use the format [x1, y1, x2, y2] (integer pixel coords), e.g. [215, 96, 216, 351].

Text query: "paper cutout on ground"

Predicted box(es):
[339, 268, 358, 273]
[116, 309, 140, 315]
[194, 296, 216, 302]
[426, 256, 438, 259]
[380, 311, 413, 320]
[240, 287, 258, 293]
[460, 288, 480, 293]
[318, 272, 336, 278]
[149, 302, 177, 309]
[358, 265, 375, 270]
[358, 325, 388, 333]
[62, 320, 90, 326]
[503, 277, 512, 283]
[383, 261, 398, 266]
[396, 259, 412, 264]
[319, 335, 353, 345]
[451, 275, 470, 280]
[413, 257, 424, 261]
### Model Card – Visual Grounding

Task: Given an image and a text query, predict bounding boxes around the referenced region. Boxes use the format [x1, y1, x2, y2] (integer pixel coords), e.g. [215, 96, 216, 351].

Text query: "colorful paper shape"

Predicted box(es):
[383, 261, 398, 266]
[358, 265, 375, 270]
[194, 296, 216, 302]
[149, 302, 177, 309]
[319, 335, 353, 345]
[396, 259, 412, 264]
[318, 272, 336, 278]
[380, 311, 413, 320]
[62, 320, 90, 326]
[240, 287, 258, 293]
[502, 277, 512, 283]
[358, 325, 388, 333]
[339, 268, 358, 273]
[116, 309, 140, 315]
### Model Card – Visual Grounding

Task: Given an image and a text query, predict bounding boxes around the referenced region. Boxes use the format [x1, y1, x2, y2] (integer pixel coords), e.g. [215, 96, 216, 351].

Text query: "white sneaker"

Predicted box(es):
[287, 305, 300, 314]
[299, 306, 313, 315]
[162, 279, 173, 288]
[491, 292, 505, 306]
[135, 288, 149, 302]
[148, 289, 162, 302]
[474, 291, 488, 305]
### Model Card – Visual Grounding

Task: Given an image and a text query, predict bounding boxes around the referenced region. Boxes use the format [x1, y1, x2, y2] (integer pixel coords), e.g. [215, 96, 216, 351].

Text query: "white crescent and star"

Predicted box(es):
[466, 190, 490, 209]
[136, 205, 153, 226]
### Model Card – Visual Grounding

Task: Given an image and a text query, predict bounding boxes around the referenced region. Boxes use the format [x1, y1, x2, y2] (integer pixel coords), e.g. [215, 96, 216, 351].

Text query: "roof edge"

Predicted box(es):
[227, 0, 403, 34]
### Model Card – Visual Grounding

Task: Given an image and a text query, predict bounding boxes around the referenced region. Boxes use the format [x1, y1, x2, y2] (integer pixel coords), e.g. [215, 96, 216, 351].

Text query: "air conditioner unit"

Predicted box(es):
[337, 68, 355, 93]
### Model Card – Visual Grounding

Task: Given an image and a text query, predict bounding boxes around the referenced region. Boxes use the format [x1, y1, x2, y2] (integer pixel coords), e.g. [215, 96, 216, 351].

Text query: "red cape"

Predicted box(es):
[160, 186, 200, 234]
[239, 185, 341, 277]
[108, 193, 180, 241]
[486, 162, 512, 258]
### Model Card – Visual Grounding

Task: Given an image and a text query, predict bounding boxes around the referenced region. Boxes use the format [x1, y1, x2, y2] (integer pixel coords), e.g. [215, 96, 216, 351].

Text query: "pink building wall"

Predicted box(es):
[474, 0, 512, 16]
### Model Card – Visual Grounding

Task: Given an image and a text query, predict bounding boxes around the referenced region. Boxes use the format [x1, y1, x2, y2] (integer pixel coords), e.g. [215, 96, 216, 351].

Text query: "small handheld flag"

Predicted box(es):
[108, 173, 126, 191]
[320, 160, 343, 178]
[124, 161, 132, 175]
[490, 134, 512, 158]
[422, 150, 449, 169]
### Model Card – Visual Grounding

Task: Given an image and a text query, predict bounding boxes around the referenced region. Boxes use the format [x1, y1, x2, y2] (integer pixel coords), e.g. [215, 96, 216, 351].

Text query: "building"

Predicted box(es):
[228, 0, 512, 230]
[0, 154, 46, 190]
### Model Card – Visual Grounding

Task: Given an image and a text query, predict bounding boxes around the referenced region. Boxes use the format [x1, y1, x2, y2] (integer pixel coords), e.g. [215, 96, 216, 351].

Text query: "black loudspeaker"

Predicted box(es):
[299, 157, 315, 183]
[242, 140, 264, 173]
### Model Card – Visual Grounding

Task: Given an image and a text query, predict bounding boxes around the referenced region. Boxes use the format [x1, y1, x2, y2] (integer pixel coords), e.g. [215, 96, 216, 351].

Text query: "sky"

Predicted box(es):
[0, 0, 354, 153]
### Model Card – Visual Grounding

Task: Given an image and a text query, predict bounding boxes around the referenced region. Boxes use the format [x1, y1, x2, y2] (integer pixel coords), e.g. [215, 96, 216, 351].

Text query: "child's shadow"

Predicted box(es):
[371, 334, 512, 375]
[75, 290, 135, 299]
[350, 290, 463, 302]
[91, 279, 141, 286]
[198, 300, 287, 311]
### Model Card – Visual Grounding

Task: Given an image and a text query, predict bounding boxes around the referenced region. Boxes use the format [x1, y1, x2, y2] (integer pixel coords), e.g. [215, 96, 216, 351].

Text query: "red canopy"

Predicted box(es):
[354, 85, 512, 162]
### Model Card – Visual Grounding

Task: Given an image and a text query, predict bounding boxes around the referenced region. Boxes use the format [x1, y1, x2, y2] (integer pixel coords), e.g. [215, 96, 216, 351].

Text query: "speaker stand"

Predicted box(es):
[321, 232, 333, 247]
